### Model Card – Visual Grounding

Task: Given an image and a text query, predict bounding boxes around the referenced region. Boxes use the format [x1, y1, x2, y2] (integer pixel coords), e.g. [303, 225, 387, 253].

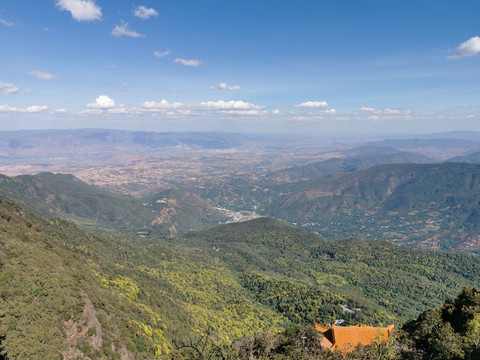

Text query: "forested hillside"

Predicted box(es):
[1, 197, 480, 358]
[0, 173, 228, 235]
[263, 162, 480, 251]
[0, 200, 283, 359]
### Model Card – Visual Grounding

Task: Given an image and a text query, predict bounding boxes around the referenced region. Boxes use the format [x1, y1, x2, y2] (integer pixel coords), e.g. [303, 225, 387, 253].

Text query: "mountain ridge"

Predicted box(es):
[0, 172, 228, 235]
[262, 162, 480, 251]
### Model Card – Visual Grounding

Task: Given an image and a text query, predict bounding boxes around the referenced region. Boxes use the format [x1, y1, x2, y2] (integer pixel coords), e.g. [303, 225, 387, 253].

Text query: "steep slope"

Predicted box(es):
[263, 162, 480, 251]
[0, 199, 170, 359]
[0, 173, 228, 234]
[144, 188, 227, 235]
[0, 200, 285, 359]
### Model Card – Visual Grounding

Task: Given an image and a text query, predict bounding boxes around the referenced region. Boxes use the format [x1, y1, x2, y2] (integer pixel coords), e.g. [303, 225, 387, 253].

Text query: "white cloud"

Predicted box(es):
[448, 36, 480, 59]
[198, 100, 265, 115]
[29, 70, 57, 80]
[291, 115, 321, 122]
[112, 21, 145, 38]
[383, 108, 401, 114]
[174, 58, 202, 67]
[294, 101, 328, 108]
[142, 99, 184, 110]
[154, 50, 171, 58]
[211, 82, 243, 91]
[0, 104, 48, 113]
[359, 106, 378, 113]
[55, 108, 67, 113]
[0, 81, 19, 95]
[87, 95, 116, 108]
[56, 0, 102, 21]
[323, 108, 336, 115]
[198, 100, 262, 110]
[272, 109, 281, 115]
[0, 105, 16, 112]
[141, 99, 265, 116]
[134, 5, 158, 19]
[26, 105, 49, 112]
[0, 19, 15, 26]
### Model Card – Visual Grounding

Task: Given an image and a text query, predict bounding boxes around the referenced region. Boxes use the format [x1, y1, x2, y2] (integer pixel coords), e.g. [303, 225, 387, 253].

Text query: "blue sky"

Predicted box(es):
[0, 0, 479, 135]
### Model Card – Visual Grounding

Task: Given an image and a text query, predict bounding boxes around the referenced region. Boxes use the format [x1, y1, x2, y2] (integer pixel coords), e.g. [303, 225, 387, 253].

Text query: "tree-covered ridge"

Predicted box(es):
[180, 217, 480, 323]
[144, 188, 227, 235]
[0, 172, 228, 235]
[262, 162, 480, 251]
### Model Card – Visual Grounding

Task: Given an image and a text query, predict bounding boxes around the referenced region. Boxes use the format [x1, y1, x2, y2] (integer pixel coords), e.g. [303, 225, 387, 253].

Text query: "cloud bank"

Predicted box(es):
[0, 105, 48, 113]
[294, 101, 328, 108]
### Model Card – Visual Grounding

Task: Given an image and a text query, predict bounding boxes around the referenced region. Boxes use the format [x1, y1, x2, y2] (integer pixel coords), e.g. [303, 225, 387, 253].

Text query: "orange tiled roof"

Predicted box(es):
[315, 323, 394, 352]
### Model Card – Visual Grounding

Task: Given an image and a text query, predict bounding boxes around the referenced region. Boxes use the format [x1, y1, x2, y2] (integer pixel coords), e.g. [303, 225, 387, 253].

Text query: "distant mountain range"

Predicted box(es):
[3, 129, 480, 163]
[269, 146, 433, 182]
[0, 129, 246, 156]
[365, 138, 480, 160]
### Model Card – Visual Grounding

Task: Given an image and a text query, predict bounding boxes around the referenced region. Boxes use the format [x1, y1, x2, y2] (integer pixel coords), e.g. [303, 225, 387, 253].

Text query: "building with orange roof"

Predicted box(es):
[314, 323, 394, 352]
